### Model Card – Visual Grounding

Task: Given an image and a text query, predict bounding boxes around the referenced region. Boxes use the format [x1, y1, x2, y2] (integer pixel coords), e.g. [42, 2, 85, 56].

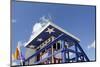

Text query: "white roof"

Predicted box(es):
[24, 22, 80, 47]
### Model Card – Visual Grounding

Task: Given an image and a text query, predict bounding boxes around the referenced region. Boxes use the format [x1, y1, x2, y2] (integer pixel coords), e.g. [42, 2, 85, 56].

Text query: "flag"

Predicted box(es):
[15, 47, 20, 60]
[12, 41, 21, 60]
[12, 47, 20, 60]
[12, 41, 25, 65]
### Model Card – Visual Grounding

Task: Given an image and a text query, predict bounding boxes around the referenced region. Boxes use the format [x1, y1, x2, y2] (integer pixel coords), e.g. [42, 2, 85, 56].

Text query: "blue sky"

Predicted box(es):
[12, 1, 96, 61]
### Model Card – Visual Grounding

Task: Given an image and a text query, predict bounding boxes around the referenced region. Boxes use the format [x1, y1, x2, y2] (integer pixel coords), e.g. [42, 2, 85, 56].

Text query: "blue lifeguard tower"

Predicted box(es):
[23, 18, 90, 65]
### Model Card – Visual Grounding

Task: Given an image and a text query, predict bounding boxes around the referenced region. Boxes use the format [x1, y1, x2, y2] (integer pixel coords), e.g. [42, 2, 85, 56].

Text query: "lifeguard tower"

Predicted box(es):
[23, 17, 90, 65]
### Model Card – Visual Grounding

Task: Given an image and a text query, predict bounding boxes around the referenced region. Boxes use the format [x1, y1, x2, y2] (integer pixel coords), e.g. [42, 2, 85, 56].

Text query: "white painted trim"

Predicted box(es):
[50, 22, 80, 42]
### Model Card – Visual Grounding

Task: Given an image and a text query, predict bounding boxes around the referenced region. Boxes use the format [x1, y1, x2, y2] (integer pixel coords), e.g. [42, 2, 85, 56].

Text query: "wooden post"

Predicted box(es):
[51, 45, 54, 63]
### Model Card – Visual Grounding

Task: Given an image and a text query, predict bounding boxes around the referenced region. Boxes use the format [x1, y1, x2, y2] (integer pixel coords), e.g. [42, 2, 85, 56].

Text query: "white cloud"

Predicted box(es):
[17, 41, 25, 48]
[28, 22, 42, 41]
[12, 60, 20, 66]
[16, 20, 43, 48]
[17, 41, 27, 50]
[24, 16, 49, 46]
[32, 23, 42, 33]
[88, 40, 95, 49]
[12, 62, 18, 66]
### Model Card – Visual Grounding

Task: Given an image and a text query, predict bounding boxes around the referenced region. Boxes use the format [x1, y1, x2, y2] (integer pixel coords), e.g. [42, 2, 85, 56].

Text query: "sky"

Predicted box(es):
[11, 0, 96, 64]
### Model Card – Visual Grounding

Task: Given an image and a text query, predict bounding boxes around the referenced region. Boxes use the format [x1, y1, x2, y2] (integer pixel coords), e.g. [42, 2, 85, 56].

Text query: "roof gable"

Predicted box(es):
[24, 22, 80, 48]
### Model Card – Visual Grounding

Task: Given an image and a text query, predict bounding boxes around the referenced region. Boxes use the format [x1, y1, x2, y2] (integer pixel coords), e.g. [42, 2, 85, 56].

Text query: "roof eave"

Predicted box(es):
[24, 22, 80, 47]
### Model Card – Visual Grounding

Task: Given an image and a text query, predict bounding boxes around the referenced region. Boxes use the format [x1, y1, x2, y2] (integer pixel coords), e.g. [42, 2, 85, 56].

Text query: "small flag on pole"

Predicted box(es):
[12, 46, 20, 60]
[12, 41, 25, 65]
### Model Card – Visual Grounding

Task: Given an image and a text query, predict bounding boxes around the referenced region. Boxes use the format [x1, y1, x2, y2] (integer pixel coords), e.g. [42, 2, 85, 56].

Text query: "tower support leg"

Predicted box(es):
[75, 43, 78, 62]
[61, 40, 66, 63]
